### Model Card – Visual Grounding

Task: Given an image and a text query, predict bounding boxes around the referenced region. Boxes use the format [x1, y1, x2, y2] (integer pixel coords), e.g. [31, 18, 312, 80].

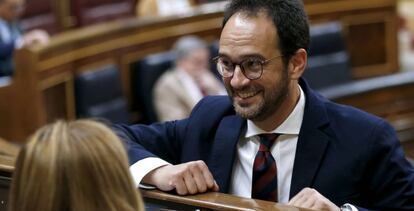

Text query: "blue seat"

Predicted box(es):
[75, 65, 129, 123]
[303, 22, 352, 90]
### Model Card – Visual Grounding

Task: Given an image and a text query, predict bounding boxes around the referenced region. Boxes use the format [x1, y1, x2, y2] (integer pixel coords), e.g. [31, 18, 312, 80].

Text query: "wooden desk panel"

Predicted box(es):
[142, 189, 313, 211]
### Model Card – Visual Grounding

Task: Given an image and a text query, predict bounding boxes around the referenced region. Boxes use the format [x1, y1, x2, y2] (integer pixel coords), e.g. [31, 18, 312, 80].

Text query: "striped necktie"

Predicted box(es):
[252, 133, 279, 202]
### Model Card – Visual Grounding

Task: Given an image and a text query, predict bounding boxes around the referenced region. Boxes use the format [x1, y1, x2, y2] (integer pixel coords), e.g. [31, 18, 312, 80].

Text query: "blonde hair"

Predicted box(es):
[9, 120, 144, 211]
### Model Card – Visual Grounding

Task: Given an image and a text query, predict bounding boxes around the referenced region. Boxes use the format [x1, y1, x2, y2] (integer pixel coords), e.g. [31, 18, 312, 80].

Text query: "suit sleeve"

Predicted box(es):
[357, 120, 414, 210]
[113, 120, 188, 165]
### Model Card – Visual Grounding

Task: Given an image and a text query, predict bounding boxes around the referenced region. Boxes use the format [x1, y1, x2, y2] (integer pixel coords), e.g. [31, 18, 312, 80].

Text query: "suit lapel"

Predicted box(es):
[290, 79, 331, 198]
[289, 124, 330, 198]
[210, 115, 246, 193]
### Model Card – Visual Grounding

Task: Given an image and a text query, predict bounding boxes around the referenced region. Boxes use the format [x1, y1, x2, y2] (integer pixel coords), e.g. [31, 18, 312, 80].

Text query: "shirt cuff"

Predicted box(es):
[341, 203, 358, 211]
[129, 157, 170, 187]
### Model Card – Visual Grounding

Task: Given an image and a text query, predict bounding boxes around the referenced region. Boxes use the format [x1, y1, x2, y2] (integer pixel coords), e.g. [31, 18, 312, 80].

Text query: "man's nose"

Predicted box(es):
[230, 65, 250, 89]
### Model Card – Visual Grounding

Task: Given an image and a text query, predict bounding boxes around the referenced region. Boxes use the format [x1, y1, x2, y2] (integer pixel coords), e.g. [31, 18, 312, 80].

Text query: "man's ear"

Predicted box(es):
[288, 48, 307, 80]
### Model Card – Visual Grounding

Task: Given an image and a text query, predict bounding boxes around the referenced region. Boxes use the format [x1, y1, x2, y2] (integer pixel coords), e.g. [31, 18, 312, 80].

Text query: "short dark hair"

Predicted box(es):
[223, 0, 310, 64]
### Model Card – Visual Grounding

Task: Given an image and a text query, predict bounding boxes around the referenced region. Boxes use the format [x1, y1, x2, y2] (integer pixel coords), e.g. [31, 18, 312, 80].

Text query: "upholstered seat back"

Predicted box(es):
[303, 22, 352, 90]
[132, 51, 176, 123]
[75, 65, 129, 123]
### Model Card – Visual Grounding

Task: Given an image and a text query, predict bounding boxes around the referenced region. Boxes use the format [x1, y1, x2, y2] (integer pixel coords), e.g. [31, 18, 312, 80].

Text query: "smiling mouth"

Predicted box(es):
[235, 90, 260, 99]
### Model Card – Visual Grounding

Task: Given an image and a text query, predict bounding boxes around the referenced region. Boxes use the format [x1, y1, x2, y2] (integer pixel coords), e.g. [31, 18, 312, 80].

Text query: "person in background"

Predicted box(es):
[136, 0, 195, 17]
[8, 120, 144, 211]
[0, 0, 49, 77]
[153, 35, 226, 121]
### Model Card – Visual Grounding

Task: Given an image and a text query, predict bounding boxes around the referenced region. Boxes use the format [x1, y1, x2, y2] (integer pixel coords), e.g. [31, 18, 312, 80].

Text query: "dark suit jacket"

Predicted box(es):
[115, 79, 414, 210]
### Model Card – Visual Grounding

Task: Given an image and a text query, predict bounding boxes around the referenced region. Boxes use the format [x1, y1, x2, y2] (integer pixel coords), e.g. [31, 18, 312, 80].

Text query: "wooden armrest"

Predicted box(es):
[0, 138, 20, 158]
[0, 137, 20, 158]
[0, 155, 15, 174]
[0, 137, 19, 173]
[141, 189, 314, 211]
[318, 71, 414, 100]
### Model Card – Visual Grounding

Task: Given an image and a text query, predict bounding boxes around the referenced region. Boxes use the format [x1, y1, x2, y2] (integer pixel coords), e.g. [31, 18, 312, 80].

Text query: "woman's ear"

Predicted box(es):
[288, 48, 307, 80]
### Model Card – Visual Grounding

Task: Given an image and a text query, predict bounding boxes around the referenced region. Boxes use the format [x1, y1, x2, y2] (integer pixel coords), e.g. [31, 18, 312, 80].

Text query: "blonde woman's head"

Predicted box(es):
[9, 119, 144, 211]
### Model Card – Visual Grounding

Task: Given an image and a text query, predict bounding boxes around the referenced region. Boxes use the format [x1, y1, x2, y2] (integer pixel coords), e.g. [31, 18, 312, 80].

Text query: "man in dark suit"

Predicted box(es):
[114, 0, 414, 210]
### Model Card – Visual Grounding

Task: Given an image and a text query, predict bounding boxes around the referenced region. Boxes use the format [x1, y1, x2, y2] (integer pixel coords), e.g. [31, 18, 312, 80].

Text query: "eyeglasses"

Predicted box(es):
[213, 55, 284, 80]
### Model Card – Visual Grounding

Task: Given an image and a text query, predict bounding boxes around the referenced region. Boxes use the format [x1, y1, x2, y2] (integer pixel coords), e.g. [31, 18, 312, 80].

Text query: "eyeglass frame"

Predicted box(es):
[212, 54, 285, 80]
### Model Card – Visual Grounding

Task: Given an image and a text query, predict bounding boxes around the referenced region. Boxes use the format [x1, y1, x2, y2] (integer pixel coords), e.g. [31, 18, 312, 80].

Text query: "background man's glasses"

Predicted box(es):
[213, 55, 284, 80]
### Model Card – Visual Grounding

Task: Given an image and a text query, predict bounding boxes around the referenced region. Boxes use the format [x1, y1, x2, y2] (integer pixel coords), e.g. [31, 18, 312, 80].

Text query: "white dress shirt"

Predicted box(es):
[228, 85, 305, 203]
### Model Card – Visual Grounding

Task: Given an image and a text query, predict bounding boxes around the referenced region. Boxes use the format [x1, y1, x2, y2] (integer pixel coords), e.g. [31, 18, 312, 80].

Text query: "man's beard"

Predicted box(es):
[226, 70, 289, 121]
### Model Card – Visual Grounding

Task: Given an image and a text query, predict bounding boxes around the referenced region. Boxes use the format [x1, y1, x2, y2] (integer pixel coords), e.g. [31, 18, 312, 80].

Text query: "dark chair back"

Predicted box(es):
[75, 65, 129, 123]
[209, 40, 222, 80]
[303, 22, 352, 90]
[131, 51, 176, 123]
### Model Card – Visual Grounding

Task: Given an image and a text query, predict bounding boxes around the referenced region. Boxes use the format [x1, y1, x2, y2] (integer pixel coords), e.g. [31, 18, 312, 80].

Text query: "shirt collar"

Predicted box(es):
[245, 85, 306, 138]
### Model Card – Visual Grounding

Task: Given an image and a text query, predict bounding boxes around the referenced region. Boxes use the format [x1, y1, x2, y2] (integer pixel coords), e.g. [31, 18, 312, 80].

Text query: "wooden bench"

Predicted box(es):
[0, 0, 399, 142]
[320, 71, 414, 158]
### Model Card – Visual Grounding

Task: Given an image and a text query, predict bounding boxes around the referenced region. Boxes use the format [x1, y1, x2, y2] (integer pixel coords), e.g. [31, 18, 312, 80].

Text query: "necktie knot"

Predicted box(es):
[258, 133, 279, 151]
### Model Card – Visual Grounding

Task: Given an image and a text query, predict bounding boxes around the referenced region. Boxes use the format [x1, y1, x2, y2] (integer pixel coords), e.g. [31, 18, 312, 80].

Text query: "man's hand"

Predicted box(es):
[288, 188, 340, 211]
[143, 160, 220, 195]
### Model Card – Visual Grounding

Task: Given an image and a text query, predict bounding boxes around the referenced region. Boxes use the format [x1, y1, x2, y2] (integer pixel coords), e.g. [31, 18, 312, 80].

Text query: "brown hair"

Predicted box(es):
[9, 120, 144, 211]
